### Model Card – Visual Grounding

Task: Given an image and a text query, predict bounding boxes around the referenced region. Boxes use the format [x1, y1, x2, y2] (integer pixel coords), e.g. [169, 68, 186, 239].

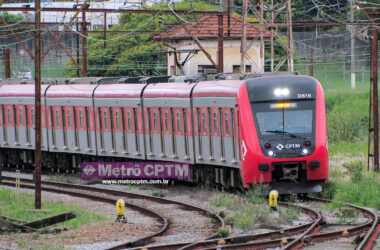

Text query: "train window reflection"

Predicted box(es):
[256, 110, 313, 135]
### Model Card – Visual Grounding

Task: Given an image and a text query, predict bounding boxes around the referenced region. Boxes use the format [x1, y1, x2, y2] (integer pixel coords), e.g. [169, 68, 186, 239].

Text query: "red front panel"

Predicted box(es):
[237, 81, 329, 188]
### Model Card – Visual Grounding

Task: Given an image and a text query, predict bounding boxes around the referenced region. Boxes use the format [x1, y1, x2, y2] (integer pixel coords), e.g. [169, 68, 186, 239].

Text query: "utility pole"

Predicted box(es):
[270, 0, 274, 72]
[76, 20, 80, 77]
[350, 1, 356, 89]
[103, 12, 107, 49]
[82, 6, 87, 77]
[34, 0, 42, 210]
[227, 0, 231, 36]
[217, 14, 224, 73]
[286, 0, 294, 72]
[240, 0, 247, 73]
[370, 11, 379, 171]
[259, 0, 264, 72]
[309, 47, 313, 77]
[3, 48, 10, 78]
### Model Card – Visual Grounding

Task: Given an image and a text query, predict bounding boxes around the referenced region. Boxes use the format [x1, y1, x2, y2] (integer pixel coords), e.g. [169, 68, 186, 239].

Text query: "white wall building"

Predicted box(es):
[155, 15, 270, 75]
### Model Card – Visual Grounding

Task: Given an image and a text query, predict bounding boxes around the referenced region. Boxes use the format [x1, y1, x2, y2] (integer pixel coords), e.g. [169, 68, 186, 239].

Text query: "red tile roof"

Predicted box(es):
[155, 15, 271, 40]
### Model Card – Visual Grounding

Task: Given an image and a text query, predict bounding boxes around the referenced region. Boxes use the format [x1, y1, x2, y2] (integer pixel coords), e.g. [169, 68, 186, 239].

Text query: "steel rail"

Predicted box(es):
[155, 196, 378, 250]
[305, 197, 379, 250]
[164, 201, 322, 250]
[1, 179, 168, 248]
[1, 176, 224, 249]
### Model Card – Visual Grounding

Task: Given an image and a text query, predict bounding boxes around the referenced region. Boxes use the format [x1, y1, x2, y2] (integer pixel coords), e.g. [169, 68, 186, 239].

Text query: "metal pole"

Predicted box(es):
[76, 22, 80, 77]
[350, 2, 356, 89]
[217, 14, 224, 73]
[227, 0, 231, 36]
[259, 0, 264, 72]
[371, 25, 379, 171]
[34, 0, 42, 210]
[309, 47, 313, 77]
[286, 0, 294, 72]
[82, 7, 87, 77]
[240, 0, 247, 73]
[270, 0, 274, 72]
[3, 48, 10, 78]
[103, 12, 107, 49]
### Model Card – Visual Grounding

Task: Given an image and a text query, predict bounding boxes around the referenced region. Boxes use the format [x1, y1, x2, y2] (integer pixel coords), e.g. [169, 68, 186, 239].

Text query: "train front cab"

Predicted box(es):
[237, 75, 328, 194]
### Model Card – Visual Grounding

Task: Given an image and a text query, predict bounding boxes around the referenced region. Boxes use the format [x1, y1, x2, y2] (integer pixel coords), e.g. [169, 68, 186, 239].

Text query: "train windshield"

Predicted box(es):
[252, 101, 314, 136]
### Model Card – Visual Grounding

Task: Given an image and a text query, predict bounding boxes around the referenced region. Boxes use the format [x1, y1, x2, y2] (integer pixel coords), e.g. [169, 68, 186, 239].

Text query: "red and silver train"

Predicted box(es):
[0, 74, 328, 193]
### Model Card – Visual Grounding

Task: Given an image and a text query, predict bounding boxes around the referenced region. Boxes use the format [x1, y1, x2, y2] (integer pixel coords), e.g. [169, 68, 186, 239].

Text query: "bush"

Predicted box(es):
[225, 215, 235, 227]
[212, 194, 233, 208]
[343, 161, 364, 183]
[317, 181, 338, 199]
[325, 91, 369, 143]
[327, 110, 364, 142]
[217, 227, 230, 238]
[333, 174, 380, 210]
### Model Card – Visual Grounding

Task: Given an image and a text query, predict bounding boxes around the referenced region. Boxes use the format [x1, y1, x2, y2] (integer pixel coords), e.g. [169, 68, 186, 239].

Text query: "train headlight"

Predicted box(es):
[268, 150, 274, 157]
[274, 88, 290, 97]
[301, 148, 308, 155]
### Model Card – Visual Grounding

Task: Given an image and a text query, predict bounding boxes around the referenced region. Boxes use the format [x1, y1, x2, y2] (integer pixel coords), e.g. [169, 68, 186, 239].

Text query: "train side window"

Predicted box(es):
[56, 108, 60, 129]
[177, 110, 181, 134]
[8, 107, 11, 126]
[79, 109, 84, 130]
[31, 107, 35, 127]
[0, 105, 3, 126]
[67, 109, 72, 129]
[85, 107, 91, 148]
[225, 110, 229, 136]
[153, 110, 157, 133]
[25, 106, 29, 125]
[165, 110, 169, 133]
[208, 108, 212, 136]
[213, 109, 217, 136]
[0, 105, 2, 126]
[127, 110, 132, 132]
[19, 106, 23, 126]
[104, 109, 108, 131]
[115, 109, 120, 131]
[196, 108, 200, 136]
[202, 110, 206, 136]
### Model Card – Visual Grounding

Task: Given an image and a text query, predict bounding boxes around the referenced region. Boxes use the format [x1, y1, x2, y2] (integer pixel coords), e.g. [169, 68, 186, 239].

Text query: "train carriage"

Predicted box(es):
[237, 75, 328, 192]
[93, 84, 146, 159]
[45, 85, 97, 156]
[142, 82, 196, 164]
[0, 73, 329, 193]
[0, 84, 50, 168]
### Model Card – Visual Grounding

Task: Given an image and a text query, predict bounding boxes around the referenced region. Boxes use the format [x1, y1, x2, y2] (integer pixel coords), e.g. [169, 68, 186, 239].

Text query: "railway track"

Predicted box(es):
[132, 198, 378, 250]
[0, 176, 224, 249]
[1, 176, 378, 249]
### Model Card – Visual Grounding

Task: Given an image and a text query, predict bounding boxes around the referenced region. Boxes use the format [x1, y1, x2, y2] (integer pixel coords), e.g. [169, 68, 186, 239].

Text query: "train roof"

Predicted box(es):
[94, 84, 146, 98]
[46, 84, 97, 98]
[0, 84, 50, 97]
[144, 82, 197, 98]
[192, 80, 243, 97]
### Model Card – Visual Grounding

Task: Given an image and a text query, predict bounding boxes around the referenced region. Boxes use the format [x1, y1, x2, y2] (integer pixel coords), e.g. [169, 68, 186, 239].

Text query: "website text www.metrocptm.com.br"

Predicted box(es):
[101, 179, 170, 185]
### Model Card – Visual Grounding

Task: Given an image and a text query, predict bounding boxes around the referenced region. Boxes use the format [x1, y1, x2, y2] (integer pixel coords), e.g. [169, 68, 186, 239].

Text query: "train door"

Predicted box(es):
[174, 108, 186, 161]
[5, 105, 15, 146]
[0, 105, 7, 146]
[162, 107, 173, 158]
[211, 106, 221, 162]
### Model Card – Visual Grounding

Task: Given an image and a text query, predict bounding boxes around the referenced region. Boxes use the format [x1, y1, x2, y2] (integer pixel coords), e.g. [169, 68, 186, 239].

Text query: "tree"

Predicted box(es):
[67, 0, 218, 77]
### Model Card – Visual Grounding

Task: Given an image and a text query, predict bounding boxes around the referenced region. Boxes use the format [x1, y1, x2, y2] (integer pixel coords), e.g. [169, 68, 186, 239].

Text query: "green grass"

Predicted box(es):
[294, 61, 373, 91]
[0, 188, 109, 229]
[210, 191, 300, 231]
[312, 88, 380, 211]
[151, 189, 168, 197]
[212, 194, 234, 208]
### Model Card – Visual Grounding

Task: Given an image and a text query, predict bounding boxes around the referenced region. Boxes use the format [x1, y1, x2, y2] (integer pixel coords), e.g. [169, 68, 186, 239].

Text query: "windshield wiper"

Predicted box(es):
[265, 130, 297, 138]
